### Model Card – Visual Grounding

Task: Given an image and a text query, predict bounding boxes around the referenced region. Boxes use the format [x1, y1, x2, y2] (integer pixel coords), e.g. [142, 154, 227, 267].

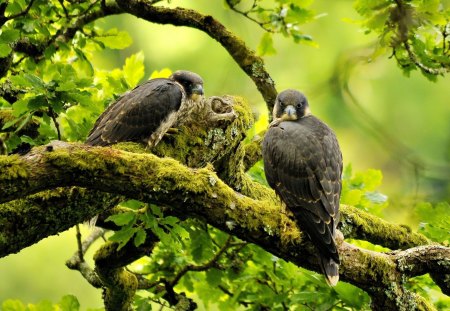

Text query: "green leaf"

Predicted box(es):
[257, 33, 277, 56]
[149, 204, 163, 217]
[120, 199, 144, 210]
[106, 211, 136, 226]
[415, 202, 450, 244]
[123, 52, 145, 88]
[109, 226, 137, 249]
[341, 189, 363, 205]
[27, 95, 48, 110]
[1, 117, 20, 130]
[206, 268, 223, 287]
[189, 228, 213, 262]
[10, 75, 33, 88]
[14, 113, 33, 133]
[162, 216, 179, 227]
[285, 4, 314, 24]
[334, 281, 370, 308]
[20, 135, 37, 145]
[59, 295, 80, 311]
[56, 80, 77, 92]
[96, 28, 133, 49]
[11, 73, 45, 90]
[0, 29, 20, 43]
[0, 43, 12, 57]
[134, 228, 147, 247]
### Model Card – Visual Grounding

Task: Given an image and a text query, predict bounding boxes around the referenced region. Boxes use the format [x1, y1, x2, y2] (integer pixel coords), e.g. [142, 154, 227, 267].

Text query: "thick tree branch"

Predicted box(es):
[0, 141, 446, 309]
[94, 236, 158, 311]
[0, 186, 121, 255]
[115, 0, 277, 111]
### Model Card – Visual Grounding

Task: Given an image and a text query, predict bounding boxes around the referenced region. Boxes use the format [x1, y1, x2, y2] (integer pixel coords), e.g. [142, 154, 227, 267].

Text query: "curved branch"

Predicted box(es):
[0, 141, 445, 307]
[115, 0, 277, 112]
[94, 237, 157, 311]
[66, 228, 105, 288]
[394, 245, 450, 295]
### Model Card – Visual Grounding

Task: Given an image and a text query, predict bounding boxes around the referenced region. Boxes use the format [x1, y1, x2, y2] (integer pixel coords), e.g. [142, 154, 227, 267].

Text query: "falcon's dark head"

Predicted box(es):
[272, 89, 310, 122]
[170, 70, 204, 101]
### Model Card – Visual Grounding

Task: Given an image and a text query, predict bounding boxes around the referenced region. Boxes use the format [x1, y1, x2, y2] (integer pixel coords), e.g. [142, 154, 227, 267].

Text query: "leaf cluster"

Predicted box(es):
[353, 0, 450, 79]
[0, 0, 140, 153]
[108, 201, 371, 310]
[225, 0, 318, 56]
[341, 164, 388, 217]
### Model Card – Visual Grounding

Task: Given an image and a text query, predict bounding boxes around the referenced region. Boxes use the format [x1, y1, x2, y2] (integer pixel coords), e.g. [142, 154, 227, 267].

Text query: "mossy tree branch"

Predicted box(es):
[0, 142, 448, 310]
[94, 234, 159, 311]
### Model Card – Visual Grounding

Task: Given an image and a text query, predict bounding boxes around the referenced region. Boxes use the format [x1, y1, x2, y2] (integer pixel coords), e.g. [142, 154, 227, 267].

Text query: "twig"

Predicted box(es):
[48, 107, 61, 141]
[66, 227, 105, 288]
[0, 0, 36, 26]
[75, 224, 84, 262]
[225, 0, 274, 33]
[170, 235, 233, 287]
[403, 41, 447, 75]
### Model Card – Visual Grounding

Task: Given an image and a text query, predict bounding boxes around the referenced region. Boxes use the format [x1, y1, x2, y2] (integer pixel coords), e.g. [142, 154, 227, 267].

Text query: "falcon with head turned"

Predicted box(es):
[86, 70, 204, 147]
[262, 89, 343, 286]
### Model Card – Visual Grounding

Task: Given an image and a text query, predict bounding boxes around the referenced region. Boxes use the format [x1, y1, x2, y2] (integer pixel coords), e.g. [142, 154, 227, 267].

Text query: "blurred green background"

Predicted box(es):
[1, 0, 448, 308]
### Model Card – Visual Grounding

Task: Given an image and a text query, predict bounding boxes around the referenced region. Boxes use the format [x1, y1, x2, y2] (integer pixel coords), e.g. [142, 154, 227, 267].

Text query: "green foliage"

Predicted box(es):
[1, 295, 80, 311]
[106, 196, 372, 310]
[129, 221, 371, 310]
[0, 0, 145, 152]
[341, 164, 388, 217]
[226, 0, 319, 55]
[407, 274, 450, 309]
[247, 160, 269, 186]
[352, 0, 450, 79]
[414, 201, 450, 245]
[106, 200, 188, 250]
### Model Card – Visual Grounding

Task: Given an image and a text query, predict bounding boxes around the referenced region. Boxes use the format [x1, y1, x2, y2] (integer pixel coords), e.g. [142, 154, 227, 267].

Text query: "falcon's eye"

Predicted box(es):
[296, 103, 302, 108]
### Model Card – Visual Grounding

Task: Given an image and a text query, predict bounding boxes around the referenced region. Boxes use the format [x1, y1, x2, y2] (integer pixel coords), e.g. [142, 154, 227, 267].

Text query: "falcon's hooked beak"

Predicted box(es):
[190, 84, 204, 101]
[280, 105, 298, 121]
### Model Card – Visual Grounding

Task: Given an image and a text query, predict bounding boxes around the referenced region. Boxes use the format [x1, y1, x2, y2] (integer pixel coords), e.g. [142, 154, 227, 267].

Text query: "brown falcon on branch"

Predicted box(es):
[85, 70, 204, 147]
[262, 89, 343, 286]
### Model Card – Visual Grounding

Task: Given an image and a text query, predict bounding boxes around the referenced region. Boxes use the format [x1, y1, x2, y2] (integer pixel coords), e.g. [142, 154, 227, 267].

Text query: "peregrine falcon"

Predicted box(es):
[262, 89, 343, 286]
[85, 70, 204, 147]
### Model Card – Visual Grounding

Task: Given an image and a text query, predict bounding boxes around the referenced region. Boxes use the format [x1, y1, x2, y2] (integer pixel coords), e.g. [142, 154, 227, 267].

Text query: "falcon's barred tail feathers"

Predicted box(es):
[321, 257, 339, 286]
[294, 209, 340, 285]
[85, 70, 204, 147]
[262, 89, 343, 286]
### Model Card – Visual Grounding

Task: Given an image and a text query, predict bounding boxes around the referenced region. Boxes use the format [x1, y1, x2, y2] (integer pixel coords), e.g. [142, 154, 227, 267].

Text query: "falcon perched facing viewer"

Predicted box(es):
[85, 70, 204, 147]
[262, 89, 343, 286]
